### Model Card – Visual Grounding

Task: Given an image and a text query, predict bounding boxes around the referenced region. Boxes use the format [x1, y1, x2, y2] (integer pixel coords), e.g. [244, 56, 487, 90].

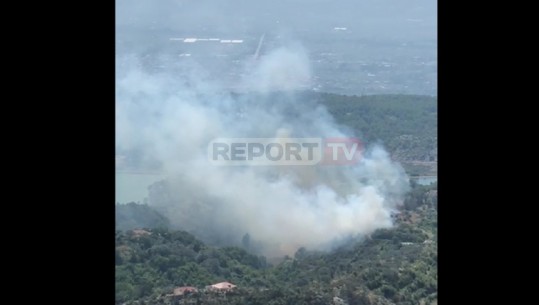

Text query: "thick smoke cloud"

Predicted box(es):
[116, 43, 409, 256]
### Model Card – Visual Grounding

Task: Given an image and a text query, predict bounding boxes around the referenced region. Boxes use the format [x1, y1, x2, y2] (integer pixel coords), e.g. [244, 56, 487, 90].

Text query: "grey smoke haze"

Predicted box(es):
[116, 0, 437, 95]
[116, 0, 420, 255]
[116, 0, 436, 39]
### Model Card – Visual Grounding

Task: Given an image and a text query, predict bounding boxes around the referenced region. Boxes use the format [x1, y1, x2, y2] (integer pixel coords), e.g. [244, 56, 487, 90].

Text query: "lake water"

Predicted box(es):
[115, 172, 166, 204]
[411, 176, 437, 186]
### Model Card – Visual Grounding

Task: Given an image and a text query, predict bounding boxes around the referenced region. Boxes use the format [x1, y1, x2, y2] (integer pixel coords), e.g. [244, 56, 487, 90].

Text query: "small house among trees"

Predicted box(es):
[207, 282, 237, 292]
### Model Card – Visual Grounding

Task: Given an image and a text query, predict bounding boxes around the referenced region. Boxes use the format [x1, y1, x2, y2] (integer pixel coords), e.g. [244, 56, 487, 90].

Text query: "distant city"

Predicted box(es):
[117, 26, 436, 96]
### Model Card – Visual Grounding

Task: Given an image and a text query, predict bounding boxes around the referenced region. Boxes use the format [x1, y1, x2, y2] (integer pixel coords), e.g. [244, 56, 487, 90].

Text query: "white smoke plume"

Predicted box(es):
[116, 45, 409, 257]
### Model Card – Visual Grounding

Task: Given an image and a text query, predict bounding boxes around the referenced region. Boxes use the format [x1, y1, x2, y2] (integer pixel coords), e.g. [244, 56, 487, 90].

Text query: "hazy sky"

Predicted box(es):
[117, 0, 436, 40]
[116, 0, 437, 95]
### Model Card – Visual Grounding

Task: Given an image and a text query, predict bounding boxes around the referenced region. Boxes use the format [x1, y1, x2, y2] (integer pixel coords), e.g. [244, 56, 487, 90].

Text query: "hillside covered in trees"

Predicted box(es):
[116, 181, 437, 305]
[318, 93, 437, 175]
[116, 93, 438, 304]
[118, 93, 436, 175]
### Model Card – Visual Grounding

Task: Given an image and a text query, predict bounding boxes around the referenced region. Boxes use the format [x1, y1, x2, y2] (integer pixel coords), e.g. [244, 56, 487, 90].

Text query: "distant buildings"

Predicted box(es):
[333, 296, 347, 305]
[207, 281, 237, 292]
[169, 37, 244, 44]
[169, 281, 237, 297]
[130, 229, 151, 238]
[173, 286, 198, 296]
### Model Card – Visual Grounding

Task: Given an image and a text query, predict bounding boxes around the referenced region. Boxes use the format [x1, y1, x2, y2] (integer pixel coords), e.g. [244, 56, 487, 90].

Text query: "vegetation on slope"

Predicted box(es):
[116, 182, 437, 305]
[319, 93, 437, 164]
[115, 93, 438, 304]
